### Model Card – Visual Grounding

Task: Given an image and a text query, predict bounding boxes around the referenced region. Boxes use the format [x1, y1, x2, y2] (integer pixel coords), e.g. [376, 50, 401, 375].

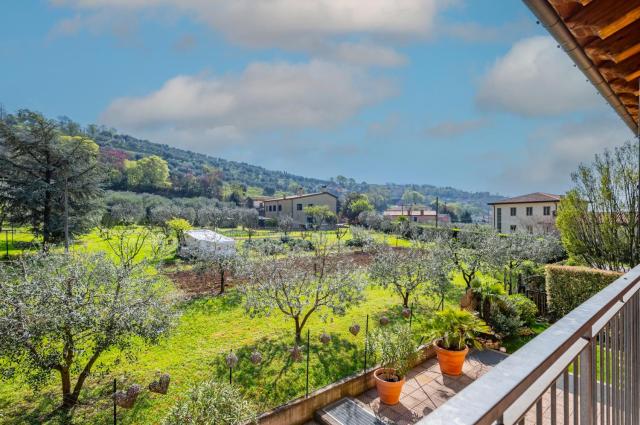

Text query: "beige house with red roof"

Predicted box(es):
[263, 191, 338, 227]
[489, 192, 561, 235]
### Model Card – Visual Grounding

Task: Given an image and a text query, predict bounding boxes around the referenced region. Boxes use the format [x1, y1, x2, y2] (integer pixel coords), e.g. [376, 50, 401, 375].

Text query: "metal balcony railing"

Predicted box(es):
[423, 265, 640, 425]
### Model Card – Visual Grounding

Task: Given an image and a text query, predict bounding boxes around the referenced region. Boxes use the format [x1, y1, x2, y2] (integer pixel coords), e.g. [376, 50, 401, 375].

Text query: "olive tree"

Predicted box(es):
[0, 253, 175, 411]
[277, 215, 295, 236]
[369, 244, 431, 308]
[489, 233, 565, 293]
[424, 227, 496, 289]
[192, 243, 241, 295]
[242, 239, 365, 342]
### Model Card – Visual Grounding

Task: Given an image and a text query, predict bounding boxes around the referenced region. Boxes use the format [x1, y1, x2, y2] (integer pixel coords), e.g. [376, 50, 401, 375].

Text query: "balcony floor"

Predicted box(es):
[355, 349, 507, 425]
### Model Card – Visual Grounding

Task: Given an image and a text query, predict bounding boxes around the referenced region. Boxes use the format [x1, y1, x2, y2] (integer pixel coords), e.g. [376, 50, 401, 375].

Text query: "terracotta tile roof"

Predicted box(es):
[488, 192, 562, 205]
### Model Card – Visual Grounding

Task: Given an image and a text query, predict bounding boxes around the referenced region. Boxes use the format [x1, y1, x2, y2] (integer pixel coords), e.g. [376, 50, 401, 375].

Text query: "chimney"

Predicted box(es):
[297, 187, 304, 196]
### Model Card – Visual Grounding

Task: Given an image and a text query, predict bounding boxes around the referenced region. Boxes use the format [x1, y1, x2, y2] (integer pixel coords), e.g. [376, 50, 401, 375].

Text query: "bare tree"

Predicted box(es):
[0, 253, 175, 412]
[557, 140, 638, 271]
[242, 237, 365, 342]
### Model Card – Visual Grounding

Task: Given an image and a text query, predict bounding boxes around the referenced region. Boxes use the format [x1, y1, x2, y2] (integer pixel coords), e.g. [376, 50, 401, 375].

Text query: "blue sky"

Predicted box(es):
[0, 1, 633, 196]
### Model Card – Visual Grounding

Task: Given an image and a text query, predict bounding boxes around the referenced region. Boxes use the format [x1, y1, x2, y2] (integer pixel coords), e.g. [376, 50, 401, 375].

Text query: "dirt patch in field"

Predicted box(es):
[166, 251, 376, 297]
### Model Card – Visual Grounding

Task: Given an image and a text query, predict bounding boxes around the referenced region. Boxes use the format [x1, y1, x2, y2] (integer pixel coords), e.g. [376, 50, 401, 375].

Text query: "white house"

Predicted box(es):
[488, 192, 561, 235]
[181, 229, 236, 256]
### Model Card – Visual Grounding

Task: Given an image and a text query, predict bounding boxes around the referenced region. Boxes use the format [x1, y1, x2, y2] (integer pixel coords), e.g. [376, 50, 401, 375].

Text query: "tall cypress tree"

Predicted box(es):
[0, 110, 103, 248]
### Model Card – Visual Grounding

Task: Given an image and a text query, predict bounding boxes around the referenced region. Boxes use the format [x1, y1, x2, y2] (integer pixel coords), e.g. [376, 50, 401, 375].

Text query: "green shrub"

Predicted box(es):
[286, 238, 314, 251]
[426, 308, 490, 351]
[509, 294, 538, 325]
[162, 380, 256, 425]
[243, 238, 285, 256]
[546, 265, 622, 318]
[487, 298, 522, 338]
[368, 324, 418, 379]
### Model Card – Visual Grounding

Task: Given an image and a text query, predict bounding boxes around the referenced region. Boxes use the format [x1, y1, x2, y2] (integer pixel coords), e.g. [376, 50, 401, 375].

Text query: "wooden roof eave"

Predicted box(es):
[523, 0, 639, 135]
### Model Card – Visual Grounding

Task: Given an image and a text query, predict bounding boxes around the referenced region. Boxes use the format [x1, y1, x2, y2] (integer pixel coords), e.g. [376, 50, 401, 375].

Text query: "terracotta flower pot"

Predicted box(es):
[374, 368, 405, 405]
[434, 343, 469, 376]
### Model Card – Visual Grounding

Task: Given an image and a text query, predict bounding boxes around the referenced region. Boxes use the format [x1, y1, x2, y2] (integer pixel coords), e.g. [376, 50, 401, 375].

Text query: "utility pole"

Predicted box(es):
[64, 177, 70, 253]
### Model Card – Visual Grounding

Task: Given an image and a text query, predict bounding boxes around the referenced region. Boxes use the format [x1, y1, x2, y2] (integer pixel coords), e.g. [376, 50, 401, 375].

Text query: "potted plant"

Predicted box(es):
[427, 308, 490, 376]
[368, 324, 417, 405]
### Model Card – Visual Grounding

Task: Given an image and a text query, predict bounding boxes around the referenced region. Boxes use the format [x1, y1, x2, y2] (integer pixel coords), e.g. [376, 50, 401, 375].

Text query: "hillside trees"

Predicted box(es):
[124, 155, 171, 191]
[401, 190, 425, 206]
[0, 110, 103, 247]
[341, 193, 374, 222]
[0, 252, 175, 411]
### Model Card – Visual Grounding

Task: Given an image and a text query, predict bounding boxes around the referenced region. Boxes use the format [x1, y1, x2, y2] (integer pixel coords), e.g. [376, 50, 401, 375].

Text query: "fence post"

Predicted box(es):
[305, 329, 310, 397]
[363, 314, 369, 374]
[113, 378, 117, 425]
[579, 334, 593, 425]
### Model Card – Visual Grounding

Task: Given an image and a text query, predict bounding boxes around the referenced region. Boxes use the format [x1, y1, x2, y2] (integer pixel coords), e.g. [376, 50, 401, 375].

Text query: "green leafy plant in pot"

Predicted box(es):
[368, 324, 418, 405]
[426, 308, 490, 376]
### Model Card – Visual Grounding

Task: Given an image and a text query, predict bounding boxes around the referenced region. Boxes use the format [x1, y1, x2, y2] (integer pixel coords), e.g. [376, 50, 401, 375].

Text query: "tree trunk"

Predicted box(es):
[402, 292, 410, 308]
[294, 317, 302, 344]
[60, 367, 75, 409]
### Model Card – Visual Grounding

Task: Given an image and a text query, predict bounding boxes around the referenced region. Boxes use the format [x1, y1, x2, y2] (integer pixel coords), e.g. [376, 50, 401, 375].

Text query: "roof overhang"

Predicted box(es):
[523, 0, 639, 135]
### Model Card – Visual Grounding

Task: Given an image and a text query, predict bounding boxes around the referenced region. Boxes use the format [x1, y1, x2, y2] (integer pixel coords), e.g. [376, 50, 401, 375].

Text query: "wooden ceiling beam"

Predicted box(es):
[610, 79, 640, 96]
[565, 1, 640, 39]
[599, 53, 640, 82]
[584, 24, 640, 63]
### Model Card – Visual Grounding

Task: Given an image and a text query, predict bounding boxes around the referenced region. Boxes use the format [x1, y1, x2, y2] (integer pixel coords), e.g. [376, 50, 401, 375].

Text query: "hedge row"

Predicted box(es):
[545, 265, 622, 318]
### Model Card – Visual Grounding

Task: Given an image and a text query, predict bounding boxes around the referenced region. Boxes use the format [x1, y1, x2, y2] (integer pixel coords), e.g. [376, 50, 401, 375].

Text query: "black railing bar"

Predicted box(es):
[503, 338, 588, 425]
[421, 265, 640, 425]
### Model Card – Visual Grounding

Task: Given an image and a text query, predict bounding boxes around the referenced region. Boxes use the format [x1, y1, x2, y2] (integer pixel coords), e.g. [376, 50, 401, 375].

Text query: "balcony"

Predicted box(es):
[423, 265, 640, 424]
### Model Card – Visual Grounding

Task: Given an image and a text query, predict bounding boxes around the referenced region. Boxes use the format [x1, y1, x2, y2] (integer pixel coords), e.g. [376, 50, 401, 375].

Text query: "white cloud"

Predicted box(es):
[323, 42, 407, 68]
[493, 113, 632, 194]
[51, 0, 451, 48]
[425, 118, 489, 138]
[477, 36, 601, 117]
[100, 60, 394, 145]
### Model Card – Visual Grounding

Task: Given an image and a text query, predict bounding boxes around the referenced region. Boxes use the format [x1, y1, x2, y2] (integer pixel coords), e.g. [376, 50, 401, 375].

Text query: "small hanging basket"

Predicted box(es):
[290, 345, 303, 362]
[115, 384, 141, 409]
[226, 352, 238, 369]
[250, 350, 263, 365]
[148, 373, 170, 395]
[319, 332, 331, 345]
[379, 316, 390, 326]
[402, 308, 412, 319]
[349, 323, 361, 336]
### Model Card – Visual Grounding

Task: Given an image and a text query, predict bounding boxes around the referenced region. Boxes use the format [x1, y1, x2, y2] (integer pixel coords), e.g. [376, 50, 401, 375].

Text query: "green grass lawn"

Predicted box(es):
[0, 284, 450, 425]
[0, 224, 517, 425]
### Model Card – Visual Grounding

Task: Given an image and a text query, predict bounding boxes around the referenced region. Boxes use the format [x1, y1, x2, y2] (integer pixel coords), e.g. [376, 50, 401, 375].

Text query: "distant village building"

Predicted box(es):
[263, 191, 338, 227]
[488, 192, 561, 235]
[383, 206, 451, 225]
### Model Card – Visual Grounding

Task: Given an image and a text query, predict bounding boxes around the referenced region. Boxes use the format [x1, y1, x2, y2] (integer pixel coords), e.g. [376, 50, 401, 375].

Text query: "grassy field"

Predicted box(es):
[0, 284, 460, 424]
[0, 225, 450, 424]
